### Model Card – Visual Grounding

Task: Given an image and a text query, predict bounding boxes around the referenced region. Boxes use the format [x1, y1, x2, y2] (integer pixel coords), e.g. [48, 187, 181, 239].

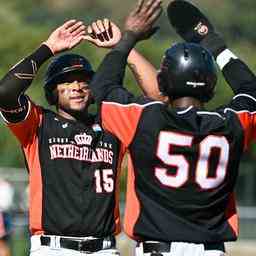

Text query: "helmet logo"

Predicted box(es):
[187, 81, 206, 88]
[194, 22, 208, 36]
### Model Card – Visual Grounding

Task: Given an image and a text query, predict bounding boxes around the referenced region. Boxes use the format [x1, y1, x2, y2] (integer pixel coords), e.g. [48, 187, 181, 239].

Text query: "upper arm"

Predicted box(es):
[1, 96, 42, 146]
[224, 94, 256, 150]
[101, 102, 144, 147]
[101, 91, 163, 147]
[219, 52, 256, 95]
[100, 87, 142, 147]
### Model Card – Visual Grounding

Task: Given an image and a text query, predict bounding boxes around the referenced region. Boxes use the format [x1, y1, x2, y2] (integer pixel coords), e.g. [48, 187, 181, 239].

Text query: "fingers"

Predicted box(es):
[69, 34, 86, 49]
[103, 18, 110, 32]
[96, 19, 110, 40]
[87, 25, 97, 39]
[103, 18, 112, 39]
[142, 0, 156, 13]
[88, 19, 112, 42]
[60, 20, 86, 39]
[147, 5, 163, 25]
[139, 0, 162, 28]
[71, 24, 86, 37]
[68, 21, 84, 34]
[84, 26, 103, 45]
[80, 18, 121, 48]
[146, 0, 162, 17]
[92, 21, 105, 41]
[62, 19, 77, 29]
[133, 0, 145, 14]
[83, 34, 96, 43]
[96, 20, 105, 33]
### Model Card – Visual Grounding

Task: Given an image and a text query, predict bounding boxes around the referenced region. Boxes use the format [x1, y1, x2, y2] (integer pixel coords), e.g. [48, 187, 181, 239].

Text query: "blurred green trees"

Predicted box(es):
[0, 0, 256, 167]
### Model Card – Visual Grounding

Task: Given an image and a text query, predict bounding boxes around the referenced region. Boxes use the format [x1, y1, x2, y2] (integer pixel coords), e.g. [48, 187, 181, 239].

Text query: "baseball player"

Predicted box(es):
[0, 18, 159, 256]
[87, 0, 256, 255]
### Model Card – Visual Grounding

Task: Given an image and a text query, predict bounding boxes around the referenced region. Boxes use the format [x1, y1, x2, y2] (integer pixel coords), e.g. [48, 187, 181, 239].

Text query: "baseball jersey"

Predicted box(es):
[1, 97, 124, 237]
[90, 50, 256, 243]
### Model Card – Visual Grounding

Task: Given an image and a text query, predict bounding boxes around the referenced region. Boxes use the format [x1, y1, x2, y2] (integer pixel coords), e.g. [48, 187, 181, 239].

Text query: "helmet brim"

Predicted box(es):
[44, 68, 94, 90]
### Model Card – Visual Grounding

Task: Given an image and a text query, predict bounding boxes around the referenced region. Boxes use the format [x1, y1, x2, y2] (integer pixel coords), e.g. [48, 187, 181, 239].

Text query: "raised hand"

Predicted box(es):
[43, 20, 86, 55]
[84, 19, 122, 49]
[124, 0, 162, 41]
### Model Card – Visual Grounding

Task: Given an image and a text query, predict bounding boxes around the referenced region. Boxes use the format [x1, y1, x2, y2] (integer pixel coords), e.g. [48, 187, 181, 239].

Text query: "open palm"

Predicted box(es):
[84, 19, 122, 49]
[43, 20, 86, 54]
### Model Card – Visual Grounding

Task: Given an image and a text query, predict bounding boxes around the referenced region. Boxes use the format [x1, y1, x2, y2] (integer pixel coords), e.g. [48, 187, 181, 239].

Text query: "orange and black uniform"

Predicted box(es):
[89, 41, 256, 243]
[0, 45, 124, 237]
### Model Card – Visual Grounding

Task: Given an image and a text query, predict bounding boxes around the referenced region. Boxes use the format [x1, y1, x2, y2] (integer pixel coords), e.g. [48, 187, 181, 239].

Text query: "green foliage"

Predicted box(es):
[1, 0, 256, 167]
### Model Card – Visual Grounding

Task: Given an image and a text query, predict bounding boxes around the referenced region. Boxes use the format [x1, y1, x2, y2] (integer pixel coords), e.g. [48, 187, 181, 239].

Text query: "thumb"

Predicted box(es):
[83, 35, 99, 45]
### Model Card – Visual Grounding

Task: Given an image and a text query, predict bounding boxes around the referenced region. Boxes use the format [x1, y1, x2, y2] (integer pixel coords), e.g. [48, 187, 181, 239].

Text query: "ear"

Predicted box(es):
[45, 89, 58, 105]
[88, 95, 95, 105]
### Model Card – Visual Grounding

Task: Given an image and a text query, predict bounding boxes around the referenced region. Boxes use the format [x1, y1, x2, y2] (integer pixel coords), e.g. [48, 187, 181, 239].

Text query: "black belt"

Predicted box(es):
[40, 235, 116, 252]
[140, 241, 225, 253]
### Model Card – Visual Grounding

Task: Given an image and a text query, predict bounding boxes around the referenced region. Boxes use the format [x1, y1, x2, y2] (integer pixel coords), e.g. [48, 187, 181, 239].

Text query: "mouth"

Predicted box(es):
[69, 95, 86, 103]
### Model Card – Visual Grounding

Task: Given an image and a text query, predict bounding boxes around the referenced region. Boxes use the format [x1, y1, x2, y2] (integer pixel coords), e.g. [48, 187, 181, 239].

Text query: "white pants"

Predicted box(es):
[135, 242, 225, 256]
[30, 235, 120, 256]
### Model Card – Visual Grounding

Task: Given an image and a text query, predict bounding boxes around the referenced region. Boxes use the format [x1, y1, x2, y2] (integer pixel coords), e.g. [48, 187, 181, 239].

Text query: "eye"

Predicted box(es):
[80, 83, 90, 91]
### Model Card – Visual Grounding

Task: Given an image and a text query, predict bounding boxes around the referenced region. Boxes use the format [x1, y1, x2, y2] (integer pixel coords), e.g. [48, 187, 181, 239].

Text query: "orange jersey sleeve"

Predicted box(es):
[236, 111, 256, 150]
[7, 100, 43, 147]
[222, 94, 256, 151]
[101, 102, 144, 147]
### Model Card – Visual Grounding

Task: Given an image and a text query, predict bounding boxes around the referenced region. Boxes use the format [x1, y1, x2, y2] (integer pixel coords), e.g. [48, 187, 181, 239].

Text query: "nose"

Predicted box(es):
[70, 81, 82, 91]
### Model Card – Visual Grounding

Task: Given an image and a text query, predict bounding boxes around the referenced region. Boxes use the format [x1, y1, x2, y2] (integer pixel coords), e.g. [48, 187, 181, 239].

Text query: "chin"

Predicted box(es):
[70, 102, 90, 112]
[70, 106, 87, 113]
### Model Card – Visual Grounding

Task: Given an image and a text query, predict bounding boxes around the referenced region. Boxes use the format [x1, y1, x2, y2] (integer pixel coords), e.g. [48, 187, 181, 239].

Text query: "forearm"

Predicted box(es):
[127, 49, 165, 101]
[199, 32, 256, 95]
[0, 44, 53, 110]
[90, 31, 138, 103]
[216, 49, 256, 95]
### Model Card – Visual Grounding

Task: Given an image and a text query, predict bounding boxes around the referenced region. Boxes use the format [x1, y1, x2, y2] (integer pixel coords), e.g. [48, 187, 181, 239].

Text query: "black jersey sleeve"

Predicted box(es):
[0, 44, 53, 123]
[90, 32, 163, 146]
[216, 53, 256, 149]
[222, 57, 256, 95]
[90, 32, 138, 105]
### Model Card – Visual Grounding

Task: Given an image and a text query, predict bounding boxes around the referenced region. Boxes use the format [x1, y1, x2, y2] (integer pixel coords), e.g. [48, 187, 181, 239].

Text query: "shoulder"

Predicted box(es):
[103, 95, 164, 110]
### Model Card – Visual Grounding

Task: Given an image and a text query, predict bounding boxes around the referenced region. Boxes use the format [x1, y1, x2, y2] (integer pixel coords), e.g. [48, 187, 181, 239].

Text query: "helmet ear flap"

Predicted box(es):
[157, 71, 169, 96]
[89, 96, 95, 105]
[45, 89, 58, 105]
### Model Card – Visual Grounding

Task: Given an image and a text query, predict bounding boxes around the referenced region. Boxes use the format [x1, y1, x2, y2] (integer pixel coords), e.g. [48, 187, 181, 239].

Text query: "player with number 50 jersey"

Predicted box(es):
[90, 39, 256, 245]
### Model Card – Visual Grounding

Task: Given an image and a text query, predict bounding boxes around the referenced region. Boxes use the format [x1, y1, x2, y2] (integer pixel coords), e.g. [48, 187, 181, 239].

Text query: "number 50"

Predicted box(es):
[155, 131, 229, 190]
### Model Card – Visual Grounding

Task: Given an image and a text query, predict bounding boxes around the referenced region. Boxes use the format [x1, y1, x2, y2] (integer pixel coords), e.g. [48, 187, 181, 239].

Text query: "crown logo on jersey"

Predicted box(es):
[74, 133, 92, 145]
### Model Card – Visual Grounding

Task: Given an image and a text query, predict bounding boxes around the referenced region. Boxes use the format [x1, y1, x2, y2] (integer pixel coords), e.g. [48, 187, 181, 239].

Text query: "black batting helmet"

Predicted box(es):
[44, 54, 95, 105]
[157, 42, 217, 102]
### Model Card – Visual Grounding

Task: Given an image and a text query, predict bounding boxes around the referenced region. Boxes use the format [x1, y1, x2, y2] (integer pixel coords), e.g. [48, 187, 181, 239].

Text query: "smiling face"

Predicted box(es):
[56, 80, 92, 117]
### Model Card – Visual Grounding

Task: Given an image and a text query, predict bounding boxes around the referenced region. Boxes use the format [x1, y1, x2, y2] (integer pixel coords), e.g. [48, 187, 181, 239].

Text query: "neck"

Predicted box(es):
[57, 108, 90, 123]
[171, 97, 203, 109]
